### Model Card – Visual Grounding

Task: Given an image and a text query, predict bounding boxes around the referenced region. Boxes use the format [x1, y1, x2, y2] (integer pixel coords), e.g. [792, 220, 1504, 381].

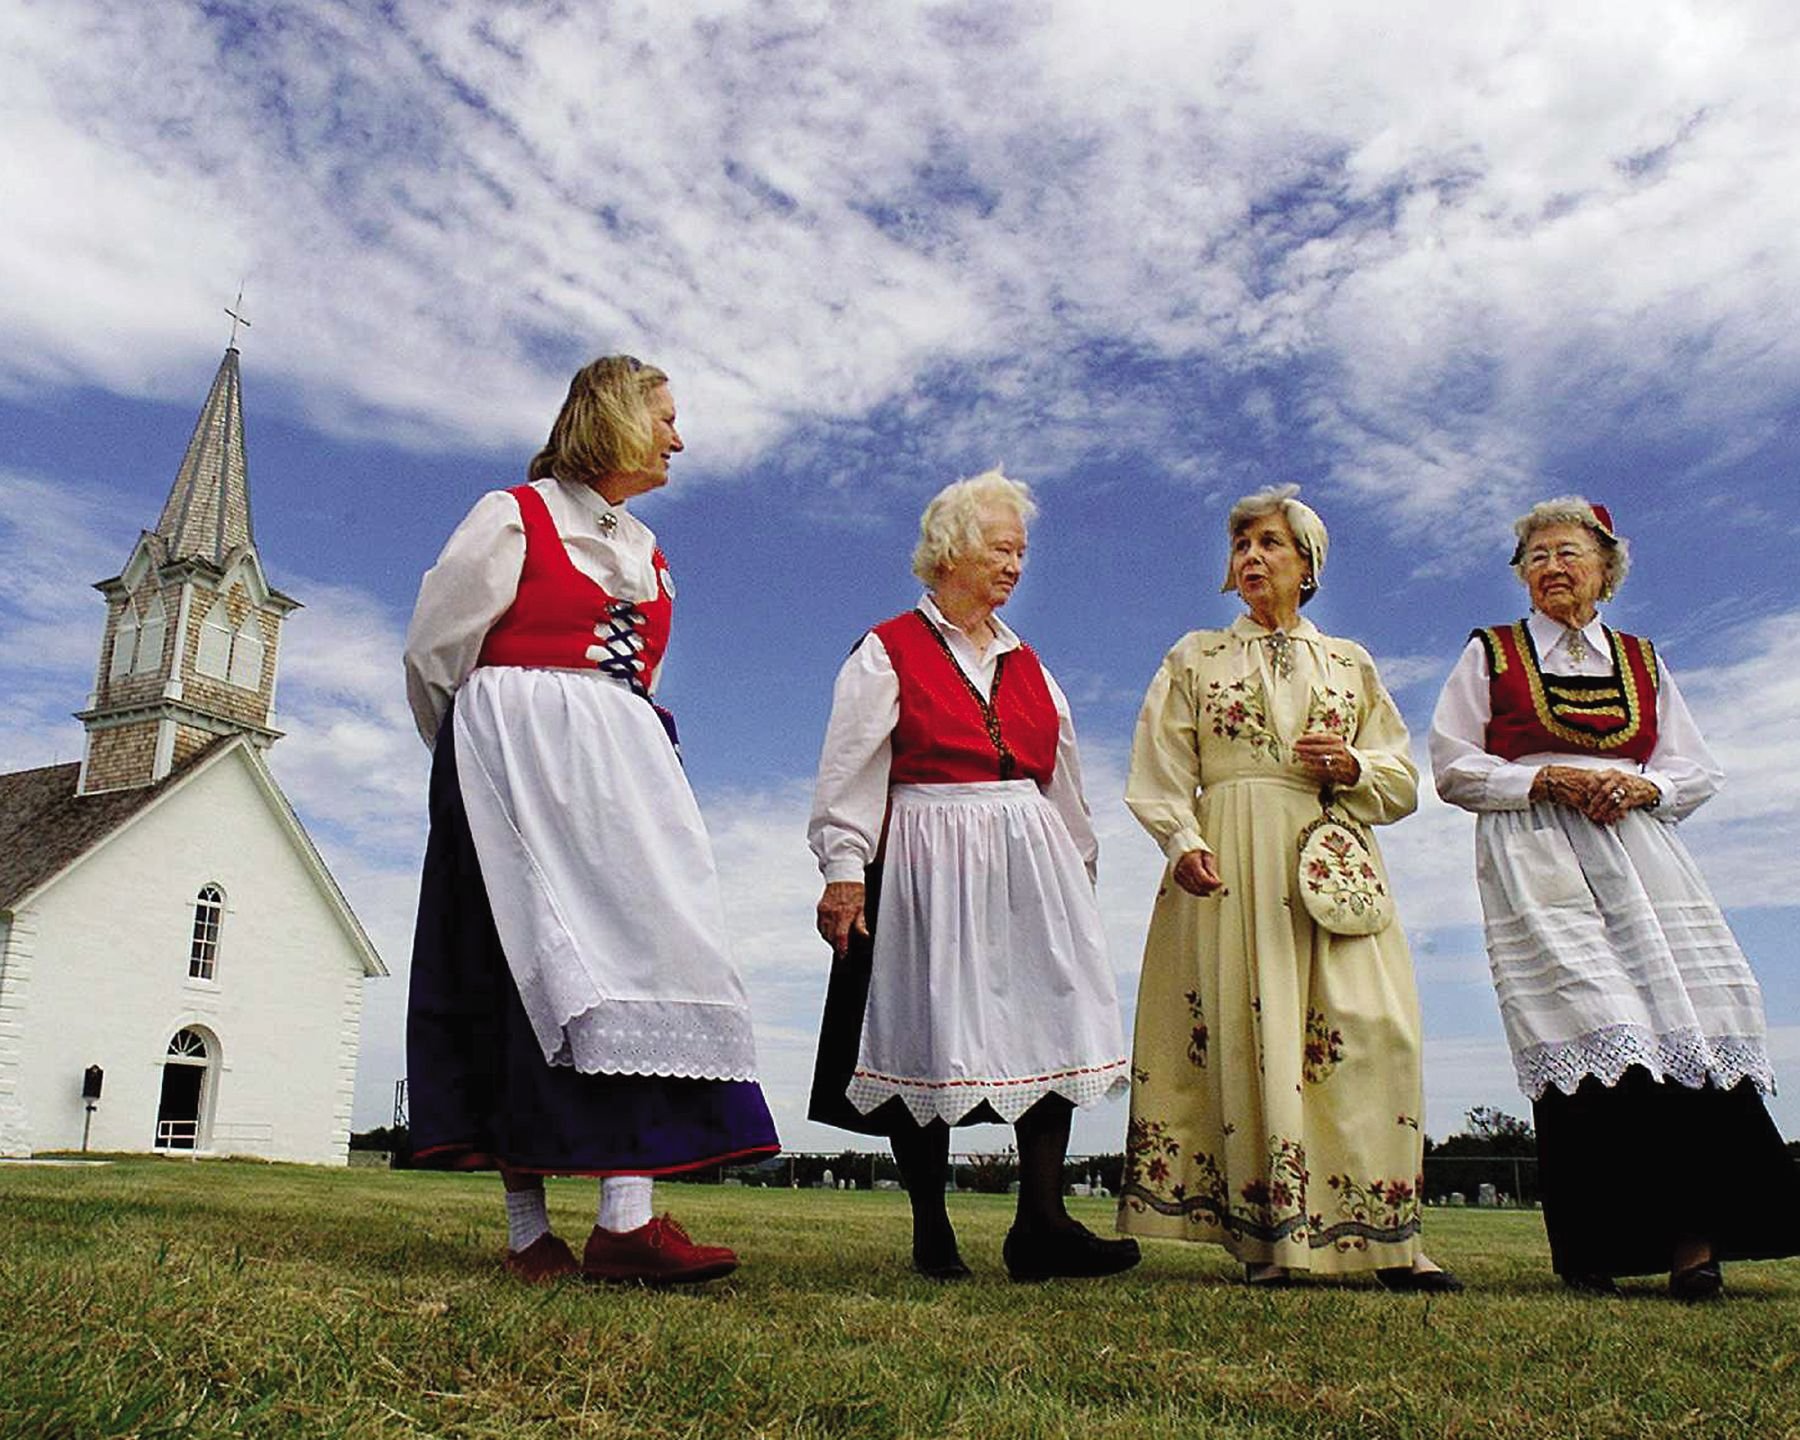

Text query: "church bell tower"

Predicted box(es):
[76, 337, 300, 794]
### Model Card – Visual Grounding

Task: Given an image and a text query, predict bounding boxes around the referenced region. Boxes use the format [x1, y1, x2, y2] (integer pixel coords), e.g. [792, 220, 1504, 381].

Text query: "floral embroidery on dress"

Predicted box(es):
[1303, 1007, 1344, 1084]
[1122, 1116, 1183, 1196]
[1311, 1171, 1424, 1252]
[1237, 1135, 1310, 1241]
[1304, 684, 1357, 738]
[1184, 989, 1209, 1069]
[1203, 674, 1281, 764]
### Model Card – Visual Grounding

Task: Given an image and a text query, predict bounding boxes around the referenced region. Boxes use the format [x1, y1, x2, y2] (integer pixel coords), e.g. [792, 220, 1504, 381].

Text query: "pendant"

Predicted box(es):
[1266, 629, 1294, 679]
[1565, 629, 1587, 664]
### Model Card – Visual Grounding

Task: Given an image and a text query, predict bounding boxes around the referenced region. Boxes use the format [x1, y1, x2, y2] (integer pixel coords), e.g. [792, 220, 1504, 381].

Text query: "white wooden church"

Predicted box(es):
[0, 345, 385, 1164]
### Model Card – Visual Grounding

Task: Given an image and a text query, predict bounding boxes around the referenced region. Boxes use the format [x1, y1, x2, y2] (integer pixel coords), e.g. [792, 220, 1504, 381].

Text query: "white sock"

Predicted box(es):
[504, 1187, 551, 1252]
[598, 1175, 654, 1233]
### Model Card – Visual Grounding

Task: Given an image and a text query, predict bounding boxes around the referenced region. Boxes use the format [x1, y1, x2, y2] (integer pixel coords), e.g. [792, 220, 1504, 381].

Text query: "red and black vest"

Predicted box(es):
[873, 609, 1059, 785]
[1474, 620, 1659, 762]
[477, 485, 672, 698]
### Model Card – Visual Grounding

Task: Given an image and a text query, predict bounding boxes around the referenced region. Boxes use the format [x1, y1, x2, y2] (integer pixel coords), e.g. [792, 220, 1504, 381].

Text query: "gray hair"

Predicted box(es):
[911, 467, 1039, 585]
[1510, 496, 1630, 597]
[1220, 483, 1329, 606]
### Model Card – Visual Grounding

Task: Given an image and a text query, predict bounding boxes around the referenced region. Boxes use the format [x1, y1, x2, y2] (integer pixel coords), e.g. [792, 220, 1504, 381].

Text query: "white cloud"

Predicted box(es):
[3, 1, 1797, 522]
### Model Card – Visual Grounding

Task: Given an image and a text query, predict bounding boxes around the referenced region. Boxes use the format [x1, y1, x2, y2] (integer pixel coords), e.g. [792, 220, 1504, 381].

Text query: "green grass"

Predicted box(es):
[2, 1158, 1797, 1438]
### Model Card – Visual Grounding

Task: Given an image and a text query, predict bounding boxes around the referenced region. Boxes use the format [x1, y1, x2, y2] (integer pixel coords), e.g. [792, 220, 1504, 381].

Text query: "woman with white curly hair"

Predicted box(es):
[1430, 497, 1799, 1298]
[806, 467, 1138, 1283]
[1118, 484, 1457, 1291]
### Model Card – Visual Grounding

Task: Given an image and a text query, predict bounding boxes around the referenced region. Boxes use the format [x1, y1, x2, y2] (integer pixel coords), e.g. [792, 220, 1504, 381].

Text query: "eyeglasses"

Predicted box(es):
[1522, 544, 1599, 570]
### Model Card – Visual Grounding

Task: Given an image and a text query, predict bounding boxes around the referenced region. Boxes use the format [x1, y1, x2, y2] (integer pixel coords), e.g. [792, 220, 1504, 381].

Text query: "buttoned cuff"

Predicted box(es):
[1163, 827, 1209, 863]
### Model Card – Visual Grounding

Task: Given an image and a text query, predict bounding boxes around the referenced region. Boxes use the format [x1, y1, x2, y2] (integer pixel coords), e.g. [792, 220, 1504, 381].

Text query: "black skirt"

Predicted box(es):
[1532, 1065, 1800, 1277]
[807, 864, 1007, 1136]
[406, 702, 779, 1177]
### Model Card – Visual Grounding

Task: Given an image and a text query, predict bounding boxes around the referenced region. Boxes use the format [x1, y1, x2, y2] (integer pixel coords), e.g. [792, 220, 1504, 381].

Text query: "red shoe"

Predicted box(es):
[581, 1214, 739, 1285]
[502, 1232, 579, 1284]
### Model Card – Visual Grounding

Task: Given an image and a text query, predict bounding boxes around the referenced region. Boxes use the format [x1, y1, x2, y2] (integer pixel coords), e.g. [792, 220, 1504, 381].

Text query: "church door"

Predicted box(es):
[154, 1028, 211, 1150]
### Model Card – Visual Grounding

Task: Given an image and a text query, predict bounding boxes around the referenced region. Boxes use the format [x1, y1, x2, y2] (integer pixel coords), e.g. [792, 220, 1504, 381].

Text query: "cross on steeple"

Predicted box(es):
[224, 285, 251, 349]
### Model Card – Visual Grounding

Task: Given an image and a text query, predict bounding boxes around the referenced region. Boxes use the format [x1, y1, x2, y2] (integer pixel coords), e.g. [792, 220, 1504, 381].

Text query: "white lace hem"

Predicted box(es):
[1514, 1024, 1775, 1101]
[551, 998, 760, 1082]
[847, 1058, 1131, 1127]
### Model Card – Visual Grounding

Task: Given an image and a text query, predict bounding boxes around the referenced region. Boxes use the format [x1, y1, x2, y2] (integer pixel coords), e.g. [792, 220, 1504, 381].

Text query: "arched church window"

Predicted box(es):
[134, 593, 168, 676]
[228, 611, 265, 690]
[167, 1028, 209, 1059]
[196, 597, 234, 679]
[109, 601, 142, 680]
[189, 884, 224, 981]
[196, 590, 266, 690]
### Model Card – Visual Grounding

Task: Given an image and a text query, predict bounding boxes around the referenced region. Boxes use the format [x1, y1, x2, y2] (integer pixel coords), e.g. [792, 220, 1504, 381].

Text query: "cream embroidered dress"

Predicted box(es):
[1118, 616, 1426, 1272]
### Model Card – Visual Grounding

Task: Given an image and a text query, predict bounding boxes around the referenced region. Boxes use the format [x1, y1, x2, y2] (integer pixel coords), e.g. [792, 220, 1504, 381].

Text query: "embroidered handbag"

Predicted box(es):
[1295, 792, 1394, 936]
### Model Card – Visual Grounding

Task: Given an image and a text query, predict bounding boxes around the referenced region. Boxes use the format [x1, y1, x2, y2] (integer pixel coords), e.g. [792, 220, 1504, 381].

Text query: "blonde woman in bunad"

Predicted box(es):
[403, 355, 777, 1285]
[1117, 485, 1459, 1291]
[1430, 497, 1800, 1299]
[807, 468, 1140, 1282]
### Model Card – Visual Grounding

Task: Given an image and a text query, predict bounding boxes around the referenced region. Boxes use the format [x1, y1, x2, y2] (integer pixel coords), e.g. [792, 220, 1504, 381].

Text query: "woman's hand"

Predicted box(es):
[1294, 731, 1360, 787]
[816, 881, 868, 956]
[1172, 849, 1225, 897]
[1580, 770, 1661, 827]
[1530, 764, 1600, 812]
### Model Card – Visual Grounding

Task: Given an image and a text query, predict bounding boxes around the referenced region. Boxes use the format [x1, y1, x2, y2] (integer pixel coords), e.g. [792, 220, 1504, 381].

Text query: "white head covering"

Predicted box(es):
[1219, 483, 1329, 604]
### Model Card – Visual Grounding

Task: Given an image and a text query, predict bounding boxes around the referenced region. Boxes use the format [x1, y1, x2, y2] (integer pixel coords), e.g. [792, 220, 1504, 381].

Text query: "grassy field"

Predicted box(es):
[3, 1158, 1797, 1439]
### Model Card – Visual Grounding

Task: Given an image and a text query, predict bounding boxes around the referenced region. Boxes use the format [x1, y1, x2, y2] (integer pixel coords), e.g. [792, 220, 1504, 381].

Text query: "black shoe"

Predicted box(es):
[911, 1218, 969, 1281]
[1375, 1266, 1464, 1294]
[1669, 1261, 1723, 1302]
[1561, 1272, 1621, 1297]
[912, 1245, 972, 1281]
[1003, 1222, 1141, 1282]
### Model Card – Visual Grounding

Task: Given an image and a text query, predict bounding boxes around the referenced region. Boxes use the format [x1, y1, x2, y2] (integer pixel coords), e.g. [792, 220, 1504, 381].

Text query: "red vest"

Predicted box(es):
[873, 610, 1060, 785]
[1475, 620, 1660, 762]
[476, 485, 672, 697]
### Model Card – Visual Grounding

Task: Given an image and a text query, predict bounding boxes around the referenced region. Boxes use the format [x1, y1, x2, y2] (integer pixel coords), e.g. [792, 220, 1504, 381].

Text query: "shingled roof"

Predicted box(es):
[0, 743, 223, 911]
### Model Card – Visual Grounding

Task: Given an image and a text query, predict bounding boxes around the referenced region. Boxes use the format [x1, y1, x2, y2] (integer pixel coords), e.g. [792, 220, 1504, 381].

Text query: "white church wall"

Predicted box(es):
[14, 751, 370, 1164]
[0, 911, 31, 1157]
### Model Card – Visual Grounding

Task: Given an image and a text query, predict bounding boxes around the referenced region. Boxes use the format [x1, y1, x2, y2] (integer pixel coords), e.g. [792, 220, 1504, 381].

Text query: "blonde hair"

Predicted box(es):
[528, 355, 671, 486]
[910, 467, 1039, 585]
[1510, 496, 1630, 597]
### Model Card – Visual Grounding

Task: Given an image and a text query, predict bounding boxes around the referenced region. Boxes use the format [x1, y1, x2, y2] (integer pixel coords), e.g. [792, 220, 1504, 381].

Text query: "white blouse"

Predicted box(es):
[1428, 610, 1722, 822]
[807, 594, 1099, 885]
[402, 477, 662, 747]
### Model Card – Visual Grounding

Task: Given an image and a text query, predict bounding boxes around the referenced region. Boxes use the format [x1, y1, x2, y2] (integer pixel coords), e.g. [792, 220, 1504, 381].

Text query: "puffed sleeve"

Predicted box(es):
[1124, 638, 1210, 862]
[402, 490, 527, 749]
[1640, 658, 1724, 822]
[1429, 639, 1539, 812]
[807, 634, 900, 883]
[1038, 665, 1099, 880]
[1330, 646, 1419, 826]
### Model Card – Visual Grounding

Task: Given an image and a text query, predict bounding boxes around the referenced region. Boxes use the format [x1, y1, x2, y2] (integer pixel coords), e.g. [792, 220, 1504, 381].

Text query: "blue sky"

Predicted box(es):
[4, 2, 1799, 1152]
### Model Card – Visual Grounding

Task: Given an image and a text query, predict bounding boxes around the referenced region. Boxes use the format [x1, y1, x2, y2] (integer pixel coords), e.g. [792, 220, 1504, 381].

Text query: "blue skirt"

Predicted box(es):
[406, 702, 779, 1176]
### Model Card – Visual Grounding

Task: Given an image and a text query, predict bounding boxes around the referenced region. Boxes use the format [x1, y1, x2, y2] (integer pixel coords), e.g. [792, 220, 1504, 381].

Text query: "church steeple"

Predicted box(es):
[153, 345, 254, 566]
[76, 339, 300, 795]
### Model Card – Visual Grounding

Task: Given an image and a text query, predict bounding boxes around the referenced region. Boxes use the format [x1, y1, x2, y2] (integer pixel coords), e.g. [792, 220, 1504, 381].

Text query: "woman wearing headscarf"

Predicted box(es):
[808, 468, 1138, 1282]
[1430, 496, 1798, 1298]
[1118, 485, 1457, 1290]
[404, 354, 777, 1285]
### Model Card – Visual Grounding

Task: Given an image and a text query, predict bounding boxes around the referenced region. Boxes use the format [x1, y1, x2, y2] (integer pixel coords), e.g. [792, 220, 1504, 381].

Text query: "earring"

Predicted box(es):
[1300, 575, 1317, 594]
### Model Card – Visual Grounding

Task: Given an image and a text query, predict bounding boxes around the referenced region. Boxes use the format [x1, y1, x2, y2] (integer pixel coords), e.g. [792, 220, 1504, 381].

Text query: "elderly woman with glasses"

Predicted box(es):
[807, 468, 1138, 1283]
[1118, 485, 1456, 1291]
[404, 355, 777, 1287]
[1430, 496, 1799, 1299]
